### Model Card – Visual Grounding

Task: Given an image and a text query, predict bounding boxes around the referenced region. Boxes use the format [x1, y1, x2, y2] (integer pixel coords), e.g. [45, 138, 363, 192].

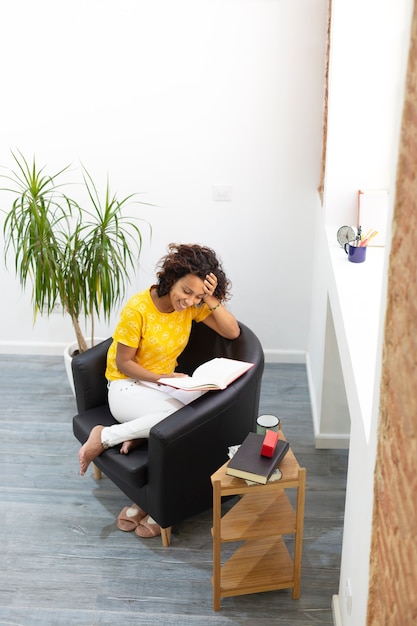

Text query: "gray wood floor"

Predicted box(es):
[0, 356, 348, 625]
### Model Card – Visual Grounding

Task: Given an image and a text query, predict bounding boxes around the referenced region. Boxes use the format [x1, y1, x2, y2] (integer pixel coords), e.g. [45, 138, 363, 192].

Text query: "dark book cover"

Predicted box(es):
[226, 432, 290, 484]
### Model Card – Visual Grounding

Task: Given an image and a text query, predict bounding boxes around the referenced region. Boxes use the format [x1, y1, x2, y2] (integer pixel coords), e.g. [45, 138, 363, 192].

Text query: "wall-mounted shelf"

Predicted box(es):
[325, 226, 386, 440]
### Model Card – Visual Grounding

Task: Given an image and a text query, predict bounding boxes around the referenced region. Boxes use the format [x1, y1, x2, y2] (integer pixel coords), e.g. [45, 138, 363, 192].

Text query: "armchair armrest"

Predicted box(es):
[145, 367, 262, 527]
[72, 338, 112, 413]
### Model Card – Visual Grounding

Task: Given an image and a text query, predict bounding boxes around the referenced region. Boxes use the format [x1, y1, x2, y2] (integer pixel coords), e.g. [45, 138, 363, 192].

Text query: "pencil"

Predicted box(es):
[360, 231, 379, 247]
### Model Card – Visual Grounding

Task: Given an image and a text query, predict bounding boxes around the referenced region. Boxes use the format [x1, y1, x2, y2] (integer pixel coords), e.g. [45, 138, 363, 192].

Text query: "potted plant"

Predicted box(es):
[2, 150, 150, 383]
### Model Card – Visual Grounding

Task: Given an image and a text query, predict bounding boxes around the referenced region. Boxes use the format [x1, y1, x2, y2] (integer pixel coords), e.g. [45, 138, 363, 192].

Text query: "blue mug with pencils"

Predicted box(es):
[344, 242, 367, 263]
[344, 228, 378, 263]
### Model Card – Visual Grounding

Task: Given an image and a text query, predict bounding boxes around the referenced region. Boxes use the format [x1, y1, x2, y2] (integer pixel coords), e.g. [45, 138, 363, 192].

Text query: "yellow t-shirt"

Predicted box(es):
[105, 287, 212, 381]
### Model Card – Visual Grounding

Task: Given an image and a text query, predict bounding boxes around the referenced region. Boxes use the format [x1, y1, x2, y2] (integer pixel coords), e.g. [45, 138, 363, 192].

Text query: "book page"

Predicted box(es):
[159, 357, 254, 390]
[160, 377, 220, 391]
[192, 357, 253, 386]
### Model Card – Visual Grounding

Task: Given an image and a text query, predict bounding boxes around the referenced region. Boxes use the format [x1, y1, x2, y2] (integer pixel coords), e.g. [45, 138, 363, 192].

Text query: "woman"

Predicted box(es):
[78, 243, 240, 537]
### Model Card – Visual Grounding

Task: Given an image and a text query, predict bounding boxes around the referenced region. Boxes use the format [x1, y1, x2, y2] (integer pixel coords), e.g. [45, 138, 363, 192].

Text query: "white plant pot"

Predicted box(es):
[64, 337, 106, 396]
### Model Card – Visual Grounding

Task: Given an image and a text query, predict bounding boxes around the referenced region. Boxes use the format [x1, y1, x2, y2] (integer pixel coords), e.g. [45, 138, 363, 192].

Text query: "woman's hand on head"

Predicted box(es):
[203, 272, 218, 298]
[201, 272, 241, 339]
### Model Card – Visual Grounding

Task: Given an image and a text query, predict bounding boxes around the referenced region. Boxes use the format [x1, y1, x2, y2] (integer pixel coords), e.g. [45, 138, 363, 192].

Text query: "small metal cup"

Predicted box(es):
[256, 414, 280, 435]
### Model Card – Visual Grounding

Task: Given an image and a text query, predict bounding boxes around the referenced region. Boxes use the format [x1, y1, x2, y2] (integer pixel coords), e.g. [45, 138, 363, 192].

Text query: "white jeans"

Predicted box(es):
[101, 379, 205, 448]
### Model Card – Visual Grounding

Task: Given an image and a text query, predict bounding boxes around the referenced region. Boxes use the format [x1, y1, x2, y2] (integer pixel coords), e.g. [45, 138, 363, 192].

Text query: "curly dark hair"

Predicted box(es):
[156, 243, 231, 301]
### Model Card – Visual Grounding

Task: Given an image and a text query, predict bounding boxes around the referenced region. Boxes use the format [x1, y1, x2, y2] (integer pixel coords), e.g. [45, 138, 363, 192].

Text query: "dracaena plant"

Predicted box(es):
[2, 150, 150, 353]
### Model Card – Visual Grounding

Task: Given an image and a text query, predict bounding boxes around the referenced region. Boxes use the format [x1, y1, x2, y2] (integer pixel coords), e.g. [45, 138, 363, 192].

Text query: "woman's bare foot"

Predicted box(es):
[78, 425, 106, 476]
[120, 438, 145, 454]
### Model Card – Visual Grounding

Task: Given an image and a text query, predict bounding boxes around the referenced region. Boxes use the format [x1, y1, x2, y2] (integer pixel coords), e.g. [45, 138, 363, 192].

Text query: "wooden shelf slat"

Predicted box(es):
[218, 490, 296, 541]
[216, 536, 294, 596]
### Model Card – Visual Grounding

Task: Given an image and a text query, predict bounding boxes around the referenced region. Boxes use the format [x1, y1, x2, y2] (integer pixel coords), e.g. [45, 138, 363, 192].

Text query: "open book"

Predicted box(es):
[158, 357, 254, 391]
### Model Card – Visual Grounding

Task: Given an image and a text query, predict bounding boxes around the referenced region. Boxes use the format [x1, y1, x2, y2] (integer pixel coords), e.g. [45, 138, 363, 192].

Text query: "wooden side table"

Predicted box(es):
[210, 439, 306, 610]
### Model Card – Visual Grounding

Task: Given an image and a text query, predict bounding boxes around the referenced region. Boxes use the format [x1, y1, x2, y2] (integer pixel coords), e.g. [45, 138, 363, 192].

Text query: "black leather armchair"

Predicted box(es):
[72, 321, 264, 545]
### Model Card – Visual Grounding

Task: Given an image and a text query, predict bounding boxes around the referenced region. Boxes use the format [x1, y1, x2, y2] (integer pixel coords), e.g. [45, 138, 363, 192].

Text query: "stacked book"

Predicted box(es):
[226, 432, 289, 484]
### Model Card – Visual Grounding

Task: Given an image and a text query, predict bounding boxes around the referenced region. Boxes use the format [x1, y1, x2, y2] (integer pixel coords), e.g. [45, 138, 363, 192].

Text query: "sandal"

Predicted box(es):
[135, 515, 161, 538]
[116, 504, 147, 532]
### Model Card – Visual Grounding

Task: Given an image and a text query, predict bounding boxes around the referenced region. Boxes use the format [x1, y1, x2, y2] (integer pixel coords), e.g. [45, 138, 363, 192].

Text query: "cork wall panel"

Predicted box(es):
[367, 3, 417, 625]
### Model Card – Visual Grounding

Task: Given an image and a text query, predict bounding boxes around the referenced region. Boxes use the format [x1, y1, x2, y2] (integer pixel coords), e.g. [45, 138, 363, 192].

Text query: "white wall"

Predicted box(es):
[308, 1, 413, 624]
[0, 0, 328, 357]
[324, 0, 412, 228]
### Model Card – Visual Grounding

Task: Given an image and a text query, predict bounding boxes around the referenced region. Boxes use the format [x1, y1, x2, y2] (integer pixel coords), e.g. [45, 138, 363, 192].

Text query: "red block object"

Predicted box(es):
[260, 430, 279, 457]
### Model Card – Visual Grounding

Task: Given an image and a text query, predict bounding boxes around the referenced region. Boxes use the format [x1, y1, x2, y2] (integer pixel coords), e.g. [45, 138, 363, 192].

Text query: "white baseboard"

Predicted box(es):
[263, 349, 306, 364]
[315, 432, 350, 449]
[332, 594, 343, 626]
[0, 341, 68, 356]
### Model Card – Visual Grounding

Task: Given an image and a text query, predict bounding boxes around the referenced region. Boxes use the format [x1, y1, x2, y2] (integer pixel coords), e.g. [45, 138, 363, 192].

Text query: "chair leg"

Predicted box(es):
[93, 464, 102, 480]
[161, 527, 172, 547]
